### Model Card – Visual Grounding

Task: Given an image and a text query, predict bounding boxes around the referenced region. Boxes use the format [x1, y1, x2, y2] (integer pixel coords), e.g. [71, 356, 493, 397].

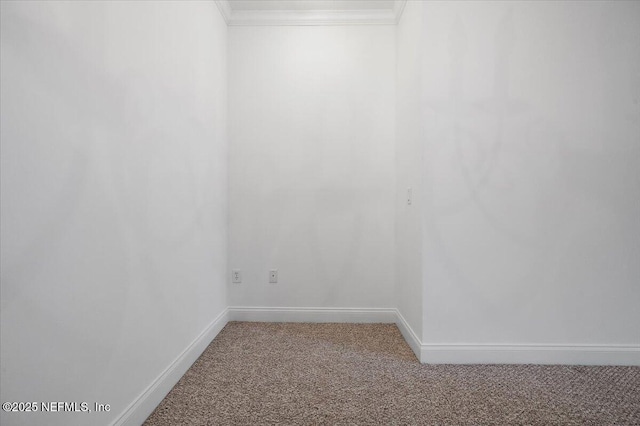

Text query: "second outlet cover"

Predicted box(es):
[269, 270, 278, 283]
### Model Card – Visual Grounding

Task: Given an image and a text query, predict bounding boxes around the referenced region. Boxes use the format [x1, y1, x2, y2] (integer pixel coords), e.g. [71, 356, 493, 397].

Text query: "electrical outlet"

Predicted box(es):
[232, 270, 242, 284]
[407, 187, 412, 205]
[269, 269, 278, 284]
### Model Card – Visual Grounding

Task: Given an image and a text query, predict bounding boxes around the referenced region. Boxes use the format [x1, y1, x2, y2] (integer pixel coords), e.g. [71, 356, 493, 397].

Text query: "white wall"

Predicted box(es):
[395, 0, 424, 341]
[420, 1, 640, 348]
[3, 7, 636, 423]
[228, 25, 396, 308]
[0, 2, 228, 425]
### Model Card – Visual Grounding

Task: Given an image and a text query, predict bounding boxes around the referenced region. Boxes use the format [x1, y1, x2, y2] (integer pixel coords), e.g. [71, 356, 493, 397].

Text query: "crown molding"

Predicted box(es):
[227, 9, 396, 26]
[215, 0, 231, 24]
[393, 0, 407, 24]
[216, 0, 407, 26]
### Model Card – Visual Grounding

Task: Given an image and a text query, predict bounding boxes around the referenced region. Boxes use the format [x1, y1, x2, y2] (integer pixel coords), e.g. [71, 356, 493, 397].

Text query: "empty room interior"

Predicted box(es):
[1, 0, 639, 425]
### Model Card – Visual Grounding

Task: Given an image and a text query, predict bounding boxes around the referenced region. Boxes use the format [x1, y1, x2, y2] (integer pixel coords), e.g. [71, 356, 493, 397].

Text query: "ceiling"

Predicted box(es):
[216, 0, 406, 26]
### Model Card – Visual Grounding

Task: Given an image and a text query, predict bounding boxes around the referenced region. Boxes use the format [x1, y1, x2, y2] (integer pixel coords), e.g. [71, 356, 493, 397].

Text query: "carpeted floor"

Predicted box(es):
[144, 322, 640, 425]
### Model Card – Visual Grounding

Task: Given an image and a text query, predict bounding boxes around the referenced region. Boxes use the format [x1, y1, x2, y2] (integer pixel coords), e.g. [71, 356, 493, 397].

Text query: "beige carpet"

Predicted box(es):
[144, 322, 640, 425]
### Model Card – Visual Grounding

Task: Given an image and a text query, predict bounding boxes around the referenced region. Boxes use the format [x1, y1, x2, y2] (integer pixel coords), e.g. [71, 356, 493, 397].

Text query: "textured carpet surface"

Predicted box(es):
[144, 322, 640, 425]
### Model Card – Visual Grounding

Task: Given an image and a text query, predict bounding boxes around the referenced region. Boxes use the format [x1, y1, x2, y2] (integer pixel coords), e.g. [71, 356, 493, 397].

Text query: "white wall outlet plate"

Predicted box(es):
[269, 269, 278, 284]
[232, 270, 242, 284]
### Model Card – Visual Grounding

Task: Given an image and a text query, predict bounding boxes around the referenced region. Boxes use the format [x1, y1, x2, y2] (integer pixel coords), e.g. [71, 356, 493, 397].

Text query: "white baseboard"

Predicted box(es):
[394, 309, 422, 361]
[227, 306, 396, 323]
[111, 308, 229, 426]
[420, 343, 640, 366]
[226, 306, 639, 365]
[392, 309, 639, 366]
[111, 305, 639, 426]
